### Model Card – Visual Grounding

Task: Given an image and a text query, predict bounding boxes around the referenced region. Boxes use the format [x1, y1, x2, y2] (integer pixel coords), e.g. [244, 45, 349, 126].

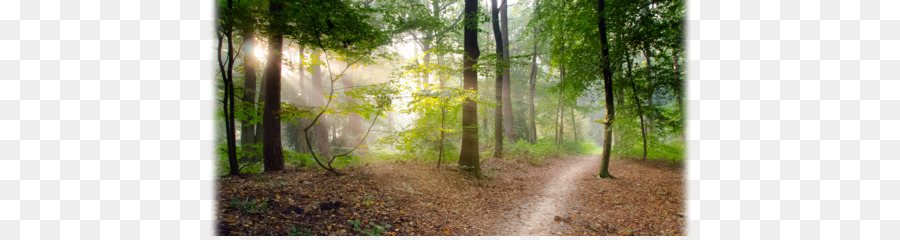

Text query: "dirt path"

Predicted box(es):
[218, 154, 688, 236]
[496, 155, 601, 235]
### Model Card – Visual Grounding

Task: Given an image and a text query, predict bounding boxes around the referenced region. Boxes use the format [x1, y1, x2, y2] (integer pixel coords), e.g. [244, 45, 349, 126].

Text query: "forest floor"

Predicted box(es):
[215, 154, 684, 236]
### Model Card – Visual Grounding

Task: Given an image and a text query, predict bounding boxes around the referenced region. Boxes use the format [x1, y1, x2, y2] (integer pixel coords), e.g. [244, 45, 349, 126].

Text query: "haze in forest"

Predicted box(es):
[215, 0, 685, 236]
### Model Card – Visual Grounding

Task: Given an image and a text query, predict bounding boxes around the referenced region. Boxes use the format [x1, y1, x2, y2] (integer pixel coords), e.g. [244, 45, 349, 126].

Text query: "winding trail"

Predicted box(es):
[498, 155, 602, 235]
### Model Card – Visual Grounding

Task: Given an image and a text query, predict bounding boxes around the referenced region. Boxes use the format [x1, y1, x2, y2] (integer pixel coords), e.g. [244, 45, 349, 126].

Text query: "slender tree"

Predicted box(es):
[262, 0, 285, 172]
[459, 0, 481, 175]
[343, 71, 366, 151]
[310, 50, 331, 160]
[295, 45, 311, 154]
[240, 29, 258, 152]
[492, 0, 504, 158]
[254, 51, 267, 145]
[500, 0, 516, 142]
[527, 25, 538, 144]
[597, 0, 614, 178]
[217, 0, 239, 175]
[642, 47, 655, 136]
[626, 52, 648, 161]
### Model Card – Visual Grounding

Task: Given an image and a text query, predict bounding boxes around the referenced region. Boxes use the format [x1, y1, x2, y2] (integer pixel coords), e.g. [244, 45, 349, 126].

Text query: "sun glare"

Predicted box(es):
[254, 44, 266, 62]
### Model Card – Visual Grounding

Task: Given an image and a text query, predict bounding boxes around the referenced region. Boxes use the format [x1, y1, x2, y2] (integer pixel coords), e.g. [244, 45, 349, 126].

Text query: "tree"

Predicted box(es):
[458, 0, 481, 175]
[217, 0, 240, 175]
[626, 50, 647, 161]
[310, 50, 331, 161]
[262, 0, 285, 172]
[527, 23, 538, 144]
[294, 45, 311, 154]
[500, 0, 516, 142]
[492, 0, 504, 158]
[343, 71, 366, 151]
[597, 0, 614, 178]
[240, 28, 258, 146]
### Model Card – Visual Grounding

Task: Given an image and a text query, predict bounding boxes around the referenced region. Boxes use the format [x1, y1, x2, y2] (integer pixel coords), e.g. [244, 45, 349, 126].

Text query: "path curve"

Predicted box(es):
[499, 155, 601, 235]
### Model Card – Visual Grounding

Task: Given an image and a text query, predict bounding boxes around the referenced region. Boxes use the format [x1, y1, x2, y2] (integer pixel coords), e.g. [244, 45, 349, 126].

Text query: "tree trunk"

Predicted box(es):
[422, 38, 432, 84]
[491, 0, 503, 158]
[500, 0, 515, 142]
[262, 0, 285, 172]
[571, 107, 577, 142]
[344, 71, 366, 152]
[217, 0, 239, 175]
[310, 50, 330, 160]
[627, 53, 647, 161]
[295, 45, 310, 154]
[254, 51, 267, 146]
[438, 55, 447, 167]
[240, 29, 257, 148]
[556, 62, 565, 149]
[674, 50, 684, 141]
[459, 0, 481, 175]
[597, 0, 614, 178]
[642, 47, 654, 136]
[555, 97, 561, 148]
[527, 26, 538, 144]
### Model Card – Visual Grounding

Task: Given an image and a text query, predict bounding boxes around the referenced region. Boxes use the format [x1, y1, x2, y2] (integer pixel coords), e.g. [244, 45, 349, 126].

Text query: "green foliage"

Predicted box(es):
[284, 151, 314, 167]
[612, 109, 684, 163]
[213, 0, 685, 175]
[348, 219, 392, 236]
[229, 197, 269, 214]
[289, 226, 313, 236]
[216, 142, 263, 176]
[504, 139, 601, 163]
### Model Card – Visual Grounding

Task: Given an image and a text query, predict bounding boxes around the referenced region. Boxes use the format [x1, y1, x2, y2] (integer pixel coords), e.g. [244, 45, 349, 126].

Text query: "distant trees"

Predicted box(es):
[213, 0, 684, 177]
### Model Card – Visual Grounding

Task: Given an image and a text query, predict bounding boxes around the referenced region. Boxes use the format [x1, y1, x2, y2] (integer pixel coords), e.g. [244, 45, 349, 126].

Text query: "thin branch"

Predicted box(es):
[432, 12, 464, 40]
[439, 0, 457, 12]
[329, 110, 380, 163]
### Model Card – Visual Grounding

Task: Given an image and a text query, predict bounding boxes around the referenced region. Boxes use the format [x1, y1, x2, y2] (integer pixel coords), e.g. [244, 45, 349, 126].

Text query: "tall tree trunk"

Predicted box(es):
[459, 0, 481, 175]
[422, 36, 432, 84]
[240, 29, 257, 148]
[482, 109, 488, 132]
[597, 0, 614, 178]
[262, 0, 285, 172]
[217, 0, 239, 175]
[527, 26, 538, 144]
[627, 53, 647, 161]
[555, 97, 561, 148]
[556, 62, 565, 149]
[642, 47, 654, 136]
[295, 46, 310, 154]
[571, 107, 577, 141]
[491, 0, 503, 158]
[614, 65, 625, 147]
[674, 50, 684, 141]
[500, 0, 516, 142]
[254, 52, 267, 145]
[344, 71, 365, 152]
[438, 55, 447, 167]
[310, 50, 330, 160]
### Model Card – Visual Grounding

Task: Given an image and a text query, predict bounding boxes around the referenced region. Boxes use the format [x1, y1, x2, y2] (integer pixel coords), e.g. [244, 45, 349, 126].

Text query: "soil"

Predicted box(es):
[215, 155, 684, 236]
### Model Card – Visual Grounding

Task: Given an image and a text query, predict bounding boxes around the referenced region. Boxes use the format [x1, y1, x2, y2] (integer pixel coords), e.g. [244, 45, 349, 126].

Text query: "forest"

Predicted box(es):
[215, 0, 685, 236]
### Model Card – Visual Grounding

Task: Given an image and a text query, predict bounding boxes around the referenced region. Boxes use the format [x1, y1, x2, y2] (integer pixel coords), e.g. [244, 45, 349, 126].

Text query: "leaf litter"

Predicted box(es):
[216, 155, 684, 236]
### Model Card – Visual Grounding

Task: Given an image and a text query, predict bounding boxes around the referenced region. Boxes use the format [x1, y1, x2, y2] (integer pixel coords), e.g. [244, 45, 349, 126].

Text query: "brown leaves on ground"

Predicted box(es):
[561, 157, 685, 236]
[217, 158, 551, 236]
[215, 155, 684, 236]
